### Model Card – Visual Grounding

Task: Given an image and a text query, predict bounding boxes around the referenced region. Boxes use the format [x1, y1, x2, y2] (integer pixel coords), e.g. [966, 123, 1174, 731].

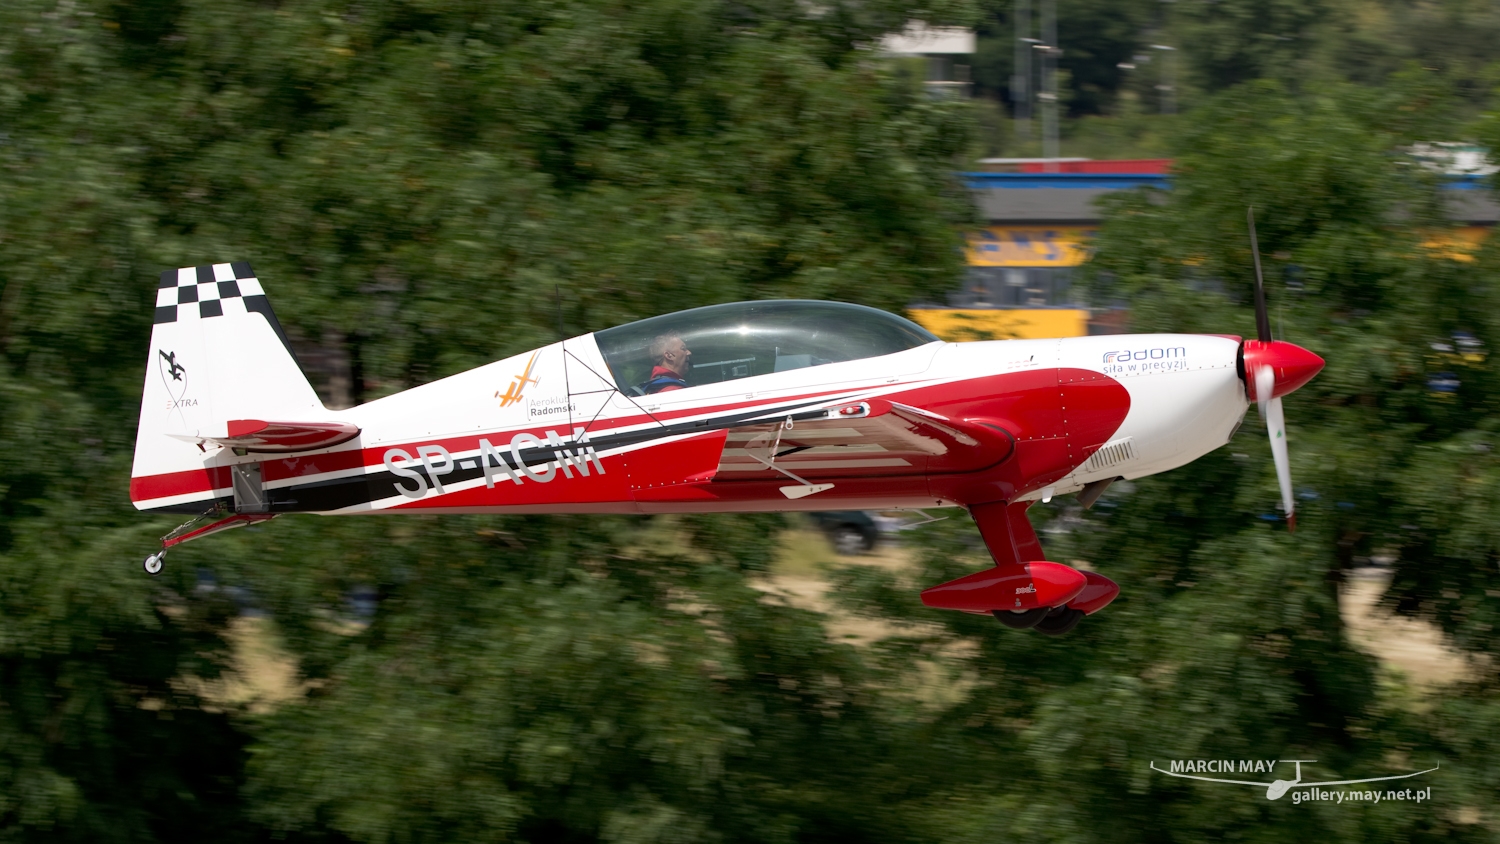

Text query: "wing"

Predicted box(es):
[714, 398, 1014, 481]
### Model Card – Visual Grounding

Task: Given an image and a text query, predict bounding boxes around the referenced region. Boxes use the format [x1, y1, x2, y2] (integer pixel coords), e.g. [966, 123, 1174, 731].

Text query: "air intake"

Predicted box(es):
[1085, 438, 1135, 473]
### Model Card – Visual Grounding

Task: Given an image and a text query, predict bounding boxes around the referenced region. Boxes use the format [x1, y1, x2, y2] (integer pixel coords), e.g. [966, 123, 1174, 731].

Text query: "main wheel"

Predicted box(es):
[143, 553, 164, 576]
[992, 607, 1049, 629]
[1034, 607, 1084, 636]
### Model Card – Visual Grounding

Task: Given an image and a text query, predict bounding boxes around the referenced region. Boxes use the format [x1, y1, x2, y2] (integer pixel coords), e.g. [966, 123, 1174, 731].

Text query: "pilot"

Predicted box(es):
[642, 332, 692, 394]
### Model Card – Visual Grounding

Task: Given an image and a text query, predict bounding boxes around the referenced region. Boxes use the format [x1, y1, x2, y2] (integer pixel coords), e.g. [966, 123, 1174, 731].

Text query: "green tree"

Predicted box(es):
[9, 2, 1500, 842]
[1, 0, 979, 840]
[1320, 0, 1500, 108]
[842, 78, 1497, 842]
[0, 2, 257, 839]
[972, 0, 1153, 117]
[1166, 0, 1333, 91]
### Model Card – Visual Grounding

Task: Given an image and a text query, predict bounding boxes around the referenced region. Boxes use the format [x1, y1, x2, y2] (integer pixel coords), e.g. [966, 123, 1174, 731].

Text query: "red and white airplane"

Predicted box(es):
[132, 233, 1322, 635]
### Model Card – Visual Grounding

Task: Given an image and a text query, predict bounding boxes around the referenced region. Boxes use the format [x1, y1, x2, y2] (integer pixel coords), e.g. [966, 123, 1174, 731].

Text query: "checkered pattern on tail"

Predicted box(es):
[154, 262, 266, 323]
[154, 262, 297, 358]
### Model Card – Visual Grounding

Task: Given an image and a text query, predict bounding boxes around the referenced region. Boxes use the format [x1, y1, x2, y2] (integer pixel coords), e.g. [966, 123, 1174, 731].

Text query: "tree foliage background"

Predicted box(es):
[970, 0, 1500, 156]
[2, 1, 1499, 843]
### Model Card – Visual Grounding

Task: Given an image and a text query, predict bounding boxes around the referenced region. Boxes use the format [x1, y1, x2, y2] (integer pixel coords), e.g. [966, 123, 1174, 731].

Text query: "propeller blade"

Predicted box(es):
[1247, 207, 1296, 529]
[1254, 360, 1275, 419]
[1247, 206, 1273, 342]
[1261, 393, 1296, 531]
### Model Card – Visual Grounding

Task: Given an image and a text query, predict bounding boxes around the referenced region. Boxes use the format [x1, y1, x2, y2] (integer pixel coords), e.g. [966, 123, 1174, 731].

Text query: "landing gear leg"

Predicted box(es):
[138, 507, 277, 575]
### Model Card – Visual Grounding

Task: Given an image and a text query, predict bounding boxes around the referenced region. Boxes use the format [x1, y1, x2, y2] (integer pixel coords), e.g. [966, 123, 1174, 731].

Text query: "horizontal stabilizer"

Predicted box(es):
[168, 419, 360, 453]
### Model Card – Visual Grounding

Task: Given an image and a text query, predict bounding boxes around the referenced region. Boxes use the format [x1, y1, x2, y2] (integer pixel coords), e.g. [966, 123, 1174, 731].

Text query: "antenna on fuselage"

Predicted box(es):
[556, 284, 574, 432]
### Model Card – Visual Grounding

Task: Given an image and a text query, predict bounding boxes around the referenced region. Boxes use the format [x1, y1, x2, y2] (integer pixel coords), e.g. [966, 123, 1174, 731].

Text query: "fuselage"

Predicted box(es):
[131, 327, 1249, 518]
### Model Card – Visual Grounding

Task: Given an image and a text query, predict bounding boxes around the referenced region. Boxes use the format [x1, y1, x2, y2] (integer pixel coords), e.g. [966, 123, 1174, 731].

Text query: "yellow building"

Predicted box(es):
[916, 168, 1497, 342]
[909, 225, 1095, 341]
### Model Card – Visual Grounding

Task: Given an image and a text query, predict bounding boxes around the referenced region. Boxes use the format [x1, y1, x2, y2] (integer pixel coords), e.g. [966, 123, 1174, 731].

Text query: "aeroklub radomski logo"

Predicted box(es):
[1150, 758, 1438, 803]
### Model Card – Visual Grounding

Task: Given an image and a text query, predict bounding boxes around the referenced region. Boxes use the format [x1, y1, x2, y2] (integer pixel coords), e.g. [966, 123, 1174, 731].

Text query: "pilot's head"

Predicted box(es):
[650, 332, 691, 377]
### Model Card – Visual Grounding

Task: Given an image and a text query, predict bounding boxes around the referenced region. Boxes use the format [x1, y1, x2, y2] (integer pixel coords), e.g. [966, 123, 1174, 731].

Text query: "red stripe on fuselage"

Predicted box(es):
[130, 465, 233, 502]
[128, 370, 1129, 511]
[129, 386, 876, 501]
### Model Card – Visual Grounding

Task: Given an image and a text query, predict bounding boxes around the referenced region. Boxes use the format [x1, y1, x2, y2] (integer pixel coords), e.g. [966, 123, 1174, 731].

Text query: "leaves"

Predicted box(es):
[0, 1, 974, 841]
[5, 3, 1500, 842]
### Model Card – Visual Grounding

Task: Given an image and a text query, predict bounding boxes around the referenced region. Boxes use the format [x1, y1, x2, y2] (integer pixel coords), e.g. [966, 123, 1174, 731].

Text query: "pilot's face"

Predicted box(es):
[662, 337, 691, 375]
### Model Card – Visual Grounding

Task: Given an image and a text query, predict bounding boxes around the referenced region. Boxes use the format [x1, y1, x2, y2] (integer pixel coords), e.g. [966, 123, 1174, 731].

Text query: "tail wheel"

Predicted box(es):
[143, 553, 164, 576]
[992, 607, 1049, 629]
[1034, 607, 1084, 636]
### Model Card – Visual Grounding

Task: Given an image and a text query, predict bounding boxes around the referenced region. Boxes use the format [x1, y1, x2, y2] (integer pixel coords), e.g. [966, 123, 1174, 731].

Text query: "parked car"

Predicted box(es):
[809, 511, 881, 555]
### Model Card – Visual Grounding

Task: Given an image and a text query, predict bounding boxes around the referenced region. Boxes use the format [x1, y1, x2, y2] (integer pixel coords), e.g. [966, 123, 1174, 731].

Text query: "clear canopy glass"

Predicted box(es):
[595, 300, 940, 396]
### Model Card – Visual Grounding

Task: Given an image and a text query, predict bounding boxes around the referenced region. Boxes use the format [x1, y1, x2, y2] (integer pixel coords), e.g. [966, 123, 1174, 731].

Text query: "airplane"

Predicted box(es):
[131, 216, 1323, 636]
[496, 351, 541, 408]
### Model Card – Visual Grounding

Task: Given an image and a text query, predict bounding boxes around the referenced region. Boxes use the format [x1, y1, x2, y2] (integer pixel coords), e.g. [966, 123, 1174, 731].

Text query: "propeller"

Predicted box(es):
[1243, 207, 1323, 531]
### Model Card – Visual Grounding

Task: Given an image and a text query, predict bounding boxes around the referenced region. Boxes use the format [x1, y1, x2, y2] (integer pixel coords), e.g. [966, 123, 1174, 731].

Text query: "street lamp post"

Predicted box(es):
[1151, 44, 1176, 115]
[1013, 0, 1032, 143]
[1039, 0, 1060, 170]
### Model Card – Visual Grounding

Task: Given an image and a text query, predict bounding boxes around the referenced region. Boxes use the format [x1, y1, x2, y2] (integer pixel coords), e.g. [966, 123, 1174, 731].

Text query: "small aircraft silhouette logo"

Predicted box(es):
[159, 350, 186, 381]
[1150, 759, 1438, 801]
[497, 352, 540, 408]
[158, 348, 192, 414]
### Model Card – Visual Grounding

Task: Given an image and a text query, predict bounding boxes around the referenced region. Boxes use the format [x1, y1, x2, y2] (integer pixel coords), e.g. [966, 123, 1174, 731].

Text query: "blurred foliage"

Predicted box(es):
[1171, 0, 1333, 91]
[973, 0, 1500, 157]
[1070, 77, 1498, 838]
[3, 2, 1500, 844]
[835, 76, 1500, 843]
[969, 0, 1153, 118]
[235, 513, 944, 844]
[0, 0, 976, 841]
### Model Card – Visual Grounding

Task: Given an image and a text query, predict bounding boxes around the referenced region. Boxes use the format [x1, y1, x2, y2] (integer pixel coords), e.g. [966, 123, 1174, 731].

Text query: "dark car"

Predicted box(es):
[809, 511, 880, 555]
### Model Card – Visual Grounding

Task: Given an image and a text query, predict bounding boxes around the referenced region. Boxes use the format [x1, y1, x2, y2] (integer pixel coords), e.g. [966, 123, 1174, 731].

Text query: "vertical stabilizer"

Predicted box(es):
[131, 263, 326, 511]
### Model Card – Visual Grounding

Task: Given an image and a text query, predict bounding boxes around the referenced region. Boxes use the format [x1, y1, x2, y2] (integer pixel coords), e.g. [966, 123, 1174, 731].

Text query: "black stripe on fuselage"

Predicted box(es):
[252, 395, 855, 513]
[145, 495, 234, 516]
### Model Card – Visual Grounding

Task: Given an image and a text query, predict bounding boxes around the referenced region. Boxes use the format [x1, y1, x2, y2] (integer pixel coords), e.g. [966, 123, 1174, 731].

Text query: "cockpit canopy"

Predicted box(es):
[595, 300, 940, 396]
